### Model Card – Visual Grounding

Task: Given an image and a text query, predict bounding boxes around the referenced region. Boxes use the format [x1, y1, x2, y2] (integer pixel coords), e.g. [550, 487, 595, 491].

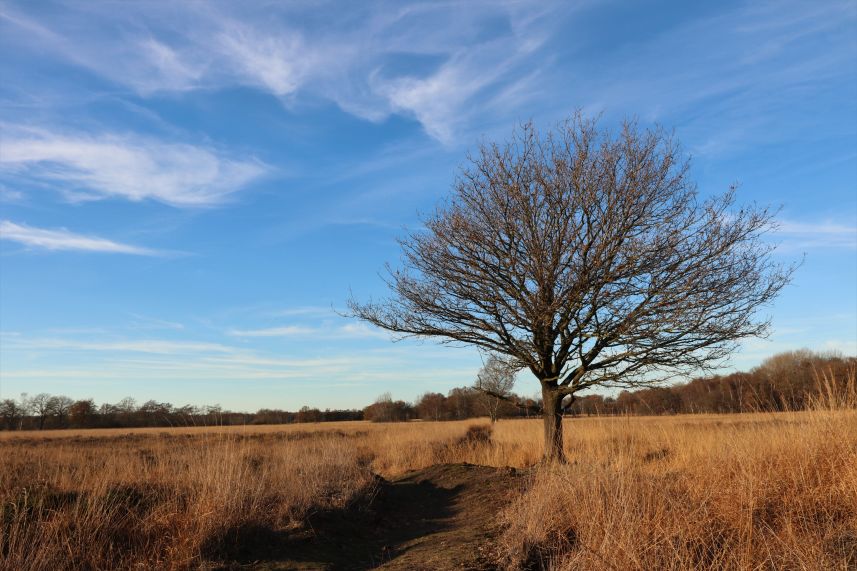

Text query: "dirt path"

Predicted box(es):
[217, 463, 524, 570]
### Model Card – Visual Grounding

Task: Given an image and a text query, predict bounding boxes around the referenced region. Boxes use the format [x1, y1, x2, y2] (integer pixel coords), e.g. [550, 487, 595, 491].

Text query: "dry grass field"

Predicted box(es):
[1, 400, 855, 569]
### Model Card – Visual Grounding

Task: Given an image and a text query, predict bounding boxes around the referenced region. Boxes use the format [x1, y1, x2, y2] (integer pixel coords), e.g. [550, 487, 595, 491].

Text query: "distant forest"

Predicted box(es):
[1, 349, 853, 431]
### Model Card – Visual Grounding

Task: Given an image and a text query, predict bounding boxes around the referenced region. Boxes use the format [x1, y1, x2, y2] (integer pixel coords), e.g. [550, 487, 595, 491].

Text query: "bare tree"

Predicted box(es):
[29, 393, 55, 430]
[349, 114, 794, 462]
[50, 396, 74, 427]
[475, 355, 516, 422]
[416, 392, 447, 421]
[0, 399, 23, 430]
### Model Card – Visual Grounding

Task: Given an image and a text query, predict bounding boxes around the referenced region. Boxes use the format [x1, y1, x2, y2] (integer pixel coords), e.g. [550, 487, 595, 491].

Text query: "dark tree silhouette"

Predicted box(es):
[349, 114, 794, 462]
[29, 393, 55, 430]
[0, 399, 24, 430]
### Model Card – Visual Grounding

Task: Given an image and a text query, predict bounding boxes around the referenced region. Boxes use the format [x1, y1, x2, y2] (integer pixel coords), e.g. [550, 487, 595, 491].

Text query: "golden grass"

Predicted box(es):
[496, 410, 857, 570]
[0, 429, 375, 569]
[1, 407, 855, 569]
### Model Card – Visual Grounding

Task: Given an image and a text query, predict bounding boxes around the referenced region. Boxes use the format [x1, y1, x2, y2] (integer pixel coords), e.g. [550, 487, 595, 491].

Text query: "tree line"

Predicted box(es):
[364, 387, 539, 423]
[570, 350, 855, 415]
[1, 350, 852, 431]
[0, 396, 363, 431]
[0, 388, 535, 430]
[365, 350, 855, 422]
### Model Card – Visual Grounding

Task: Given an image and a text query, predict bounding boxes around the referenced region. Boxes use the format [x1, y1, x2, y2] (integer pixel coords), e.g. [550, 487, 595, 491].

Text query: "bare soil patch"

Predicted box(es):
[212, 463, 524, 570]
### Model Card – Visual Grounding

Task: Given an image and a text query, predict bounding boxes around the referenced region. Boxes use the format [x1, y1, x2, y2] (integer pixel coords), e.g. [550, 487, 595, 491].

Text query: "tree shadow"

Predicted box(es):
[210, 476, 463, 570]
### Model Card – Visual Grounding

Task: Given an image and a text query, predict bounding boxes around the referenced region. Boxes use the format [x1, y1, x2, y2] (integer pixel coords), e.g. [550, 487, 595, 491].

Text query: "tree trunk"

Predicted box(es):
[541, 385, 566, 463]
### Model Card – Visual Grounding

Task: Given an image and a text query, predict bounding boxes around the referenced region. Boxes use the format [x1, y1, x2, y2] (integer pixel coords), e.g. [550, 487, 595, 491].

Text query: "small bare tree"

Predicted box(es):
[475, 355, 516, 422]
[29, 393, 54, 430]
[51, 396, 74, 427]
[349, 114, 794, 462]
[0, 399, 23, 430]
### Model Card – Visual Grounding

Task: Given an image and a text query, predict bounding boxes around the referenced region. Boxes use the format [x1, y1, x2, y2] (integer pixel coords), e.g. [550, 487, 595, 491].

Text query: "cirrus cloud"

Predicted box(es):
[0, 126, 268, 207]
[0, 220, 160, 255]
[1, 1, 559, 144]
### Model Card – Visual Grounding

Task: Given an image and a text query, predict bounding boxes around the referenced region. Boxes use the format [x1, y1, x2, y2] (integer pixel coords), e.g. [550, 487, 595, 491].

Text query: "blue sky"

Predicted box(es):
[1, 0, 855, 411]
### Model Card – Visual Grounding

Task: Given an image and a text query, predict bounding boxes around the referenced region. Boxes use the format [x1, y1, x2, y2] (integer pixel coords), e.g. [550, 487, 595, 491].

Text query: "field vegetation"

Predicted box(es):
[1, 366, 854, 570]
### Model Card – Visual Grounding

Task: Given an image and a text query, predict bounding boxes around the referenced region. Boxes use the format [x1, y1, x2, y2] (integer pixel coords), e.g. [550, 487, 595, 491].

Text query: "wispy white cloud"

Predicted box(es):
[0, 126, 268, 207]
[0, 8, 207, 95]
[0, 332, 482, 400]
[135, 37, 204, 92]
[572, 0, 857, 155]
[1, 2, 561, 143]
[0, 360, 477, 387]
[214, 22, 316, 97]
[0, 220, 159, 255]
[227, 322, 390, 340]
[227, 325, 317, 338]
[45, 327, 109, 335]
[2, 336, 236, 354]
[269, 306, 335, 318]
[336, 323, 391, 340]
[3, 0, 853, 149]
[776, 219, 857, 250]
[374, 51, 509, 143]
[0, 186, 25, 203]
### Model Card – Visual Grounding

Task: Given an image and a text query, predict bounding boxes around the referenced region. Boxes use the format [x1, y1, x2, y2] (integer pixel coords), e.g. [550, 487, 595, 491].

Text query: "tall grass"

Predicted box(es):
[0, 431, 374, 569]
[496, 368, 857, 570]
[811, 363, 857, 410]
